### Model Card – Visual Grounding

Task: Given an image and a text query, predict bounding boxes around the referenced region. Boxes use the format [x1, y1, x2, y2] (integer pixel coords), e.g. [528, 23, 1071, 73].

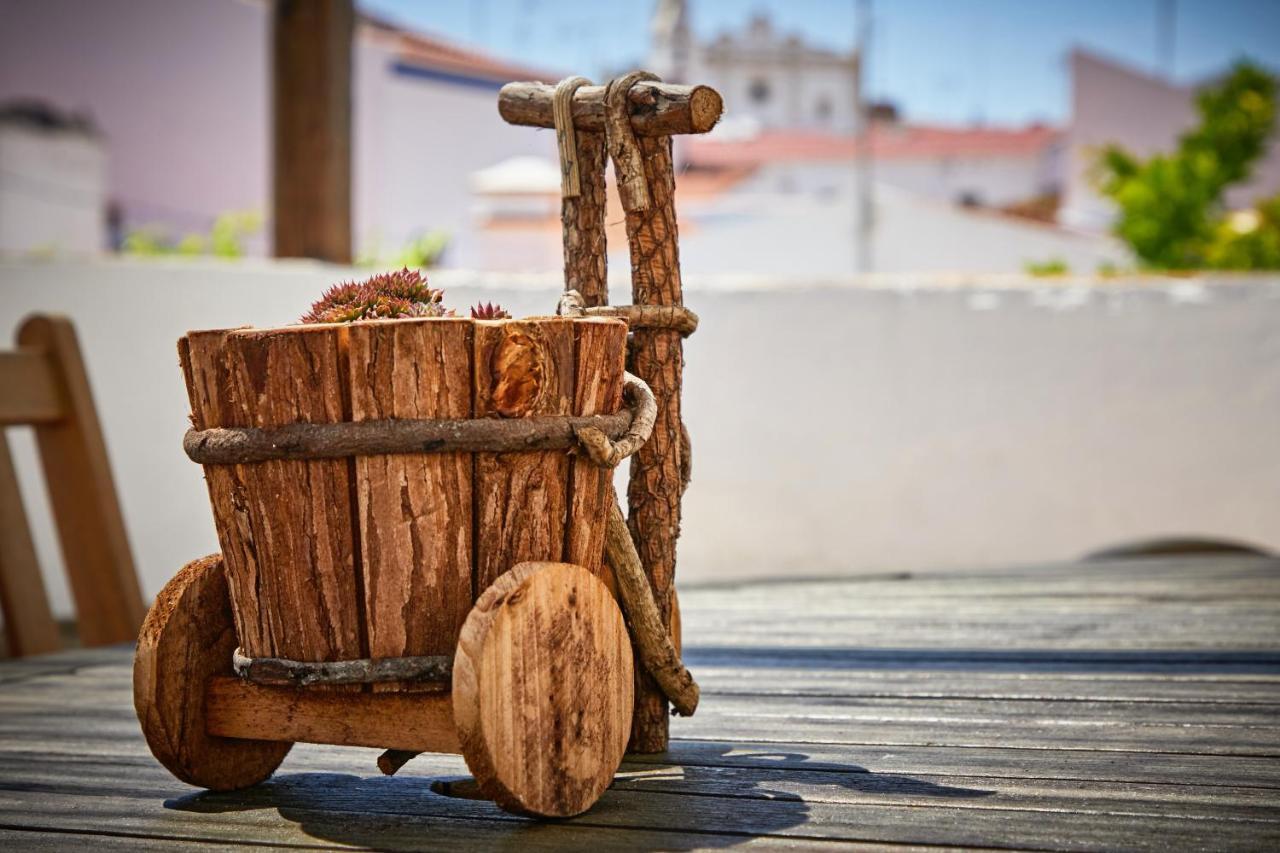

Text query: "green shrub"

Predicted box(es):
[1025, 257, 1069, 276]
[1095, 62, 1278, 270]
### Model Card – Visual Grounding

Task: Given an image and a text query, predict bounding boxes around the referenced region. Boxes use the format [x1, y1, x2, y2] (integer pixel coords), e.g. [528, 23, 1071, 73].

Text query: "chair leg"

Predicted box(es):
[0, 431, 61, 657]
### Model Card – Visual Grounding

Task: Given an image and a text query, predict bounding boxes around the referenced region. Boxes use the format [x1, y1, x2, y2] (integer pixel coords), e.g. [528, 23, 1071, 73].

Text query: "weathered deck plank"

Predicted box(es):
[0, 555, 1276, 849]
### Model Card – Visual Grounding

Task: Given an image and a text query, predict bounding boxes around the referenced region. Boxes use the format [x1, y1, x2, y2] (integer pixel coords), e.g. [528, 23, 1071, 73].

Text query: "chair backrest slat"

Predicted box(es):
[0, 350, 64, 425]
[0, 315, 144, 656]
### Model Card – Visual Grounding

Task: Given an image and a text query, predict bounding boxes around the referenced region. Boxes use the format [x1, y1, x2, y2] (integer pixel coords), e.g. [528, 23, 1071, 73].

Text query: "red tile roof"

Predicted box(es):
[687, 124, 1060, 166]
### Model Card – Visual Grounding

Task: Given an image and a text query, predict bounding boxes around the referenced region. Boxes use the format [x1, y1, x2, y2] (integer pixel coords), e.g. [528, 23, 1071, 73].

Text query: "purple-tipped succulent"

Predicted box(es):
[301, 268, 451, 324]
[469, 302, 512, 320]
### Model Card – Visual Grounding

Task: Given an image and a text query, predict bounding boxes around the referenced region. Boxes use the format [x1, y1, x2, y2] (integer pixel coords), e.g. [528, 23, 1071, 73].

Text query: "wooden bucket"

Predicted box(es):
[178, 316, 627, 690]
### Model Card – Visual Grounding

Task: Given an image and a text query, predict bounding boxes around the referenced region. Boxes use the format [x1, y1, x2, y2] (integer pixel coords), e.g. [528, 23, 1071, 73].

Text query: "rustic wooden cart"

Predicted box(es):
[134, 73, 720, 820]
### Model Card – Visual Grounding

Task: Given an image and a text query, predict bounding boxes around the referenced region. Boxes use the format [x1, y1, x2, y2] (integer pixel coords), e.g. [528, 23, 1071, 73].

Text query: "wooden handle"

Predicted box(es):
[499, 80, 722, 136]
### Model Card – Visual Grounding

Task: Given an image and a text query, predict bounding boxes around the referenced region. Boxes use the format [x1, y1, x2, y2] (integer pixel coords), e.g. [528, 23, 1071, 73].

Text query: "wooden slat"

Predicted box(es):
[472, 319, 575, 592]
[17, 315, 143, 647]
[204, 676, 460, 754]
[1, 555, 1277, 848]
[0, 761, 1275, 851]
[0, 350, 62, 425]
[0, 431, 60, 656]
[347, 318, 473, 693]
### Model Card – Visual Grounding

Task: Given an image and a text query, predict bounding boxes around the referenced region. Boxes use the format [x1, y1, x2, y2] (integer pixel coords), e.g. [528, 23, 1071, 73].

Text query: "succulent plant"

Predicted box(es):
[300, 268, 452, 324]
[470, 302, 512, 320]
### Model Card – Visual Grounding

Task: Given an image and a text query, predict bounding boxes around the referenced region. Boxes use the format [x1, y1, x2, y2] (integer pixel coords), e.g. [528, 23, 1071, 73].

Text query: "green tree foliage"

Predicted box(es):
[1096, 62, 1279, 270]
[122, 210, 261, 259]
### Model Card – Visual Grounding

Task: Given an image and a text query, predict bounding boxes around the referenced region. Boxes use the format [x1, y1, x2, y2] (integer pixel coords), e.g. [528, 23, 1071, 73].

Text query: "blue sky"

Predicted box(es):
[359, 0, 1280, 126]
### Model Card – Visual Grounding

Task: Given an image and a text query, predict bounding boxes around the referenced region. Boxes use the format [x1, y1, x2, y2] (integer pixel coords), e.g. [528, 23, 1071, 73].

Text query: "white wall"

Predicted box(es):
[2, 259, 1276, 618]
[0, 0, 270, 243]
[1, 0, 556, 263]
[0, 123, 106, 253]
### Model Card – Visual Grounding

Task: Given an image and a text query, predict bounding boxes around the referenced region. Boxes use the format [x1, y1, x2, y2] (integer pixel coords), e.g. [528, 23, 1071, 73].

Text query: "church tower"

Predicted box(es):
[649, 0, 693, 82]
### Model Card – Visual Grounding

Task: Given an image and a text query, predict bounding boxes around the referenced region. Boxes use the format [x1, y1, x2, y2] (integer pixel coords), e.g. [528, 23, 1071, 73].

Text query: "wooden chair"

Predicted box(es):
[0, 314, 144, 657]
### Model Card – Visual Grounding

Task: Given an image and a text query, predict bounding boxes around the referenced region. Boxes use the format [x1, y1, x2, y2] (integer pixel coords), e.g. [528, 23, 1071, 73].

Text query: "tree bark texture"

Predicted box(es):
[624, 134, 686, 752]
[347, 318, 473, 692]
[561, 130, 608, 304]
[499, 81, 723, 137]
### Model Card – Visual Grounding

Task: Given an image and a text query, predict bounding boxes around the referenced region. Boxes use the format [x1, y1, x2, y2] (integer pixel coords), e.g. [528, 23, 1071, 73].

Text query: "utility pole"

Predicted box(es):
[854, 0, 873, 274]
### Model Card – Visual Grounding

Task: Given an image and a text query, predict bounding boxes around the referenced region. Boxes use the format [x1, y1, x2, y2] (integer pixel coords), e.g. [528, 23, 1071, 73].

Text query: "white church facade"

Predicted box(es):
[650, 2, 860, 134]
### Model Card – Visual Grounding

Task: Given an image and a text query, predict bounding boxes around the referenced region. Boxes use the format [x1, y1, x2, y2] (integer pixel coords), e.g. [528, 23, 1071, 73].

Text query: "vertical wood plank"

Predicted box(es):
[473, 319, 575, 593]
[225, 326, 363, 666]
[184, 326, 364, 675]
[0, 431, 61, 657]
[272, 0, 353, 262]
[565, 319, 627, 581]
[18, 315, 144, 647]
[180, 330, 264, 656]
[347, 318, 473, 692]
[624, 134, 686, 752]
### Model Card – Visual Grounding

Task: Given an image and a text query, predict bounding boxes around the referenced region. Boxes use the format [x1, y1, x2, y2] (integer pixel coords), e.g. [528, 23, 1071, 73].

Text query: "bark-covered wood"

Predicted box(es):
[347, 318, 472, 692]
[182, 409, 633, 464]
[566, 320, 627, 579]
[472, 320, 575, 591]
[452, 561, 633, 818]
[585, 303, 698, 336]
[205, 675, 459, 754]
[231, 648, 452, 687]
[133, 554, 291, 790]
[624, 134, 687, 752]
[499, 80, 723, 136]
[603, 495, 698, 716]
[561, 129, 608, 302]
[181, 326, 364, 674]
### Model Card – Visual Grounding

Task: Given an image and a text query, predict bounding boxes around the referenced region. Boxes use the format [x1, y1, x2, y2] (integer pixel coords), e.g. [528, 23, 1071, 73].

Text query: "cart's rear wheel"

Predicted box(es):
[134, 554, 291, 790]
[453, 561, 634, 818]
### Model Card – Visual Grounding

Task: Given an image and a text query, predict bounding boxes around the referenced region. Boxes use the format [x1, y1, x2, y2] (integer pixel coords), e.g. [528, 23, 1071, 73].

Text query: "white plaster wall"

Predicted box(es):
[869, 156, 1049, 207]
[1, 259, 1276, 618]
[357, 67, 555, 267]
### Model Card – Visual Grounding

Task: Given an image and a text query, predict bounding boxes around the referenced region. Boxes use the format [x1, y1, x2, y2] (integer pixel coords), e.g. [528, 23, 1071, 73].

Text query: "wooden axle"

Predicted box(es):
[498, 80, 723, 136]
[206, 677, 461, 754]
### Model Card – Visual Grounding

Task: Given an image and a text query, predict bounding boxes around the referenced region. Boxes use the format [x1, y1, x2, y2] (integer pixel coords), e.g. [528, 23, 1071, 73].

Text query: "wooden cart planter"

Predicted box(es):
[135, 315, 647, 817]
[135, 71, 720, 820]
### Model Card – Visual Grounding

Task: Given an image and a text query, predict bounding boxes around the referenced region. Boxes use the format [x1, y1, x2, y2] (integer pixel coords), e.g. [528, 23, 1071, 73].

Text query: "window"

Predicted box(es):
[815, 97, 832, 122]
[749, 79, 770, 104]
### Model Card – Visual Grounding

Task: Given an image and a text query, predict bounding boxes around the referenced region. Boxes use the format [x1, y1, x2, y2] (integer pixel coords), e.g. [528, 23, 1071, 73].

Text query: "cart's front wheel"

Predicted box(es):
[453, 561, 634, 817]
[134, 554, 291, 791]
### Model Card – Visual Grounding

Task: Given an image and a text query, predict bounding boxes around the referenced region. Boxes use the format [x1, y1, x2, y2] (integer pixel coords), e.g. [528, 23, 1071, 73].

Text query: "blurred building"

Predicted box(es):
[0, 102, 105, 254]
[0, 0, 557, 262]
[1060, 49, 1280, 232]
[651, 2, 859, 133]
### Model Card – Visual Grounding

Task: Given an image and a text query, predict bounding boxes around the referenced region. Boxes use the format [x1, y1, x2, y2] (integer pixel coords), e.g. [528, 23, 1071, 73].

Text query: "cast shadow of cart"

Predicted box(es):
[166, 743, 990, 850]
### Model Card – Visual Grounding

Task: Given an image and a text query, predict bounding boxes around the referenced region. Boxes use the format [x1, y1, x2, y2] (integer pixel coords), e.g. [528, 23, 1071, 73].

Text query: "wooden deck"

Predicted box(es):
[1, 555, 1278, 850]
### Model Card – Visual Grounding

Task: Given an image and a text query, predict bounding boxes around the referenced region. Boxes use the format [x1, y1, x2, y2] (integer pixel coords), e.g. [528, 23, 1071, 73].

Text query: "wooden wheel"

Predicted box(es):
[453, 561, 634, 817]
[134, 554, 291, 790]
